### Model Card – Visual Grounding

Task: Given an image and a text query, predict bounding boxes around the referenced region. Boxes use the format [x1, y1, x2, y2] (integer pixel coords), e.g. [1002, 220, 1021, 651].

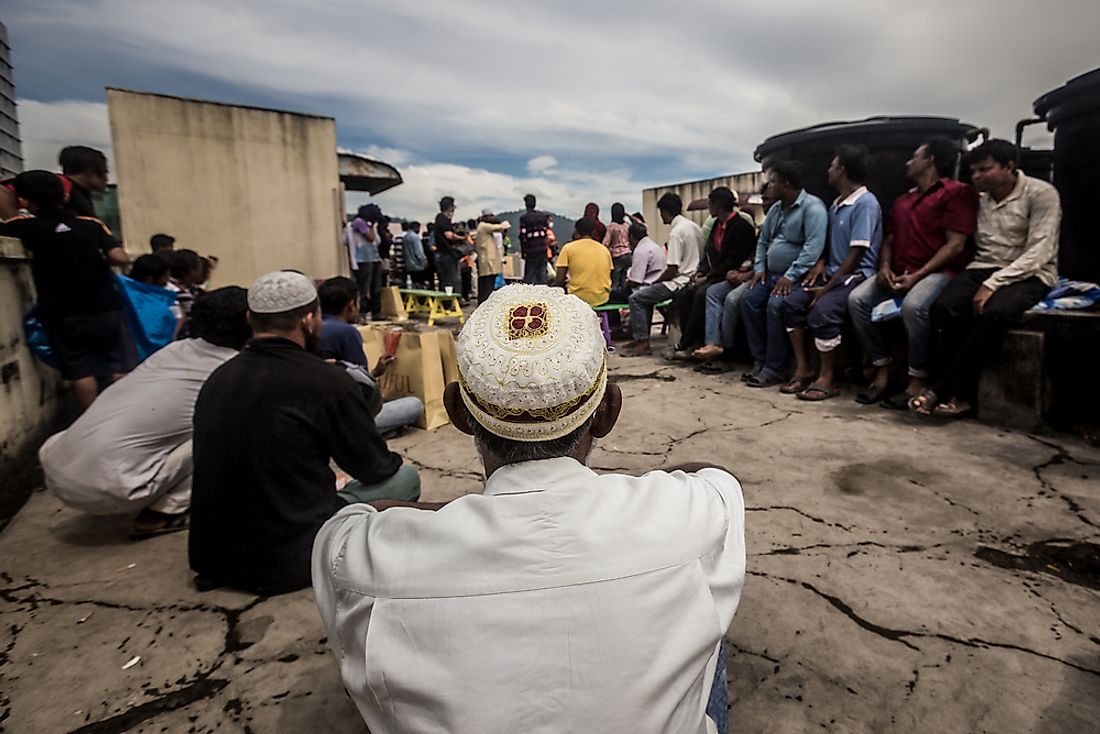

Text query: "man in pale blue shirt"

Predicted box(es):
[782, 145, 883, 400]
[740, 161, 828, 387]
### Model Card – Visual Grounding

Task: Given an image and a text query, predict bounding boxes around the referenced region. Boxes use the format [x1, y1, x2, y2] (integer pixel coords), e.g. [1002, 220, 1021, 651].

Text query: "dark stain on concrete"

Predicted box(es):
[975, 540, 1100, 591]
[831, 459, 937, 498]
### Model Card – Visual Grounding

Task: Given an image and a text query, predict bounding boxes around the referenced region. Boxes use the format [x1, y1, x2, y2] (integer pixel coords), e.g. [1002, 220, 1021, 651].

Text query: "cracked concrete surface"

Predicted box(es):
[2, 347, 1099, 732]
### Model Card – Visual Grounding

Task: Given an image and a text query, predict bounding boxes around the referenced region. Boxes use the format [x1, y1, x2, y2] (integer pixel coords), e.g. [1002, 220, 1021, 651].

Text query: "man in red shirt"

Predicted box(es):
[847, 138, 978, 407]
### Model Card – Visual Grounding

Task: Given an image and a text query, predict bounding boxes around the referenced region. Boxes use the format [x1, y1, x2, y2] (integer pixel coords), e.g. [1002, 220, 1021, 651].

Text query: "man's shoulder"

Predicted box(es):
[1022, 174, 1060, 203]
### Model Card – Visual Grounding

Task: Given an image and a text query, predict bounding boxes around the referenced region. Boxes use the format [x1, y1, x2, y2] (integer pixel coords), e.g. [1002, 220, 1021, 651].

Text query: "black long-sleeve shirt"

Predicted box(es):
[189, 337, 402, 595]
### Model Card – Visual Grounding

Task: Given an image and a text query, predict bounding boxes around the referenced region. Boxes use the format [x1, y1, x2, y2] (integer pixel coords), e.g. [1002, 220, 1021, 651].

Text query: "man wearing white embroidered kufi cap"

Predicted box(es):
[313, 284, 747, 734]
[190, 271, 422, 597]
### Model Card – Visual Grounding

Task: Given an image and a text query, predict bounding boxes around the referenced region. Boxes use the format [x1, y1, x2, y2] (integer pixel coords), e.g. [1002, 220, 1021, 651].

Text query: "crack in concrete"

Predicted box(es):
[754, 541, 944, 557]
[609, 370, 677, 384]
[746, 506, 855, 532]
[749, 570, 1100, 678]
[1025, 436, 1098, 529]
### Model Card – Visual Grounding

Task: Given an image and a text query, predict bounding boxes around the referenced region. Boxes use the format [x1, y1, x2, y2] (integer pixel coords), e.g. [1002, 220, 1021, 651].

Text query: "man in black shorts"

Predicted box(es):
[1, 171, 131, 408]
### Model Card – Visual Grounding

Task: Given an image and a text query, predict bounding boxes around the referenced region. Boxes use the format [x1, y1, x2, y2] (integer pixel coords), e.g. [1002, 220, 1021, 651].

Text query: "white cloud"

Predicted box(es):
[18, 100, 114, 173]
[526, 155, 558, 174]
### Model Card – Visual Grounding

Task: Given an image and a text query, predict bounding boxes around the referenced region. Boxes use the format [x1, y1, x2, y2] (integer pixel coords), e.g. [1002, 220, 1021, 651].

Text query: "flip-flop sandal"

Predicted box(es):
[855, 385, 890, 404]
[935, 399, 973, 418]
[129, 512, 189, 541]
[908, 389, 939, 417]
[780, 376, 815, 394]
[744, 373, 784, 388]
[797, 383, 840, 401]
[696, 360, 736, 374]
[880, 392, 915, 410]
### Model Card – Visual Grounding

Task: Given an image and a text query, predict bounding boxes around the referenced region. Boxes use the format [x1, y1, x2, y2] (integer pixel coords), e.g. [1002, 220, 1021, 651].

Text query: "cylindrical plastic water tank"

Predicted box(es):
[754, 116, 981, 219]
[1034, 67, 1100, 282]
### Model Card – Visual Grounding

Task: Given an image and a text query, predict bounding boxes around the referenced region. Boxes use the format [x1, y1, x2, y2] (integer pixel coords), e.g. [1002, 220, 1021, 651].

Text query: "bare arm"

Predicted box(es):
[105, 246, 130, 267]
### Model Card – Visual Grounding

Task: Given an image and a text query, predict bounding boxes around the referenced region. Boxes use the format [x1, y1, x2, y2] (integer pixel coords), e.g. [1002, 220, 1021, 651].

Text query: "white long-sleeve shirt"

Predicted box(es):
[312, 457, 746, 734]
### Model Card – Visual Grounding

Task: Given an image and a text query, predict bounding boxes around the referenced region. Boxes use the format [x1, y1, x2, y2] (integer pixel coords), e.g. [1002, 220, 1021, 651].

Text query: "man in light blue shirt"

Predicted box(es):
[782, 145, 883, 400]
[740, 161, 828, 387]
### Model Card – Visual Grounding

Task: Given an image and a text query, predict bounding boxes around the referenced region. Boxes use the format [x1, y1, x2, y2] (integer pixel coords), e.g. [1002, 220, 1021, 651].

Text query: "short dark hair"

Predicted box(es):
[409, 220, 420, 230]
[469, 407, 596, 465]
[769, 160, 804, 190]
[921, 137, 959, 178]
[58, 146, 108, 177]
[169, 249, 202, 280]
[190, 286, 251, 350]
[466, 218, 477, 229]
[610, 202, 626, 224]
[832, 144, 870, 184]
[524, 194, 537, 209]
[130, 253, 170, 283]
[968, 139, 1017, 169]
[248, 299, 319, 333]
[656, 192, 682, 216]
[574, 217, 595, 237]
[318, 276, 359, 315]
[149, 233, 175, 252]
[628, 222, 648, 242]
[11, 170, 65, 209]
[439, 196, 455, 211]
[708, 186, 737, 212]
[631, 211, 645, 223]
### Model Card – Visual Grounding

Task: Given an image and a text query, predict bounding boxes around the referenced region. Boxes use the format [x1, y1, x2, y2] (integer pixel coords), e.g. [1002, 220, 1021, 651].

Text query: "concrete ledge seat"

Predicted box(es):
[978, 309, 1100, 430]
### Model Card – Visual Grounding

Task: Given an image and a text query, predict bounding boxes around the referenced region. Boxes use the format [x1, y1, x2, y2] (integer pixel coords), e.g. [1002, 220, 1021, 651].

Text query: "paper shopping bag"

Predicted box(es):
[380, 286, 408, 320]
[360, 325, 450, 430]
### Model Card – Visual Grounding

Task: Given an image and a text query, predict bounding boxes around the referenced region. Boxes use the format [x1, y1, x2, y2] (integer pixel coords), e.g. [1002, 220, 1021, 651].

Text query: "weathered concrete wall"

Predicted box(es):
[0, 236, 62, 477]
[643, 170, 766, 244]
[107, 89, 345, 287]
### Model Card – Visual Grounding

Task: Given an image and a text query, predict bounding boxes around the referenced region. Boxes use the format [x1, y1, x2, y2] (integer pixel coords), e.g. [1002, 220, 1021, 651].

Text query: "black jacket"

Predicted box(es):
[189, 337, 402, 595]
[699, 213, 757, 283]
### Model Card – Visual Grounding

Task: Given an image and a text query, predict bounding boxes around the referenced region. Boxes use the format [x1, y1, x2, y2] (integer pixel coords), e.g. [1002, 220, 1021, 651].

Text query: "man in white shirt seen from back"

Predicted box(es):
[313, 283, 746, 734]
[39, 286, 251, 540]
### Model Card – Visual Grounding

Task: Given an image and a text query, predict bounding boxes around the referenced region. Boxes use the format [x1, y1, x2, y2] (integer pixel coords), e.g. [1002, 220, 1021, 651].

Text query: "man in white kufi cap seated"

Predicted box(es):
[189, 271, 423, 597]
[313, 284, 747, 734]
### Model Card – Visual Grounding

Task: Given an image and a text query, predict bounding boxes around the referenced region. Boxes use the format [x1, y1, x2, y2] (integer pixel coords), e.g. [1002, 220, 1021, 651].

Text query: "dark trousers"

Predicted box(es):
[461, 263, 473, 300]
[523, 250, 548, 285]
[477, 274, 498, 304]
[436, 253, 459, 290]
[676, 283, 709, 350]
[930, 268, 1048, 402]
[355, 261, 383, 319]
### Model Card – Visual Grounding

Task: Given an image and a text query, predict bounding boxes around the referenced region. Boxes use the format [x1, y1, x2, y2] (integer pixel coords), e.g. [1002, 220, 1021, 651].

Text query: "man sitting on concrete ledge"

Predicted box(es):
[911, 140, 1061, 419]
[313, 284, 745, 734]
[317, 276, 424, 435]
[189, 271, 420, 596]
[39, 286, 251, 540]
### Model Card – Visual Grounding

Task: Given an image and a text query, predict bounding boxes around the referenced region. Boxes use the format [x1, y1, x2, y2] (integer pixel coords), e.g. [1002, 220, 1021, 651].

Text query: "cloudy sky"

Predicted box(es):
[5, 0, 1098, 221]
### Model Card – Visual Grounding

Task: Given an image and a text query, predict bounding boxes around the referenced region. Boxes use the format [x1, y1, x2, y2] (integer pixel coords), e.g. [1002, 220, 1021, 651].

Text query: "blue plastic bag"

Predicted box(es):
[23, 304, 59, 369]
[116, 274, 179, 361]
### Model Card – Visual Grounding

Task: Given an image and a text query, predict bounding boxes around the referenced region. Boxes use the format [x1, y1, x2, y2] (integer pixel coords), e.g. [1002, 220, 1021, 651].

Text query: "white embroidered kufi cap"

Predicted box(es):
[457, 284, 607, 442]
[247, 271, 317, 313]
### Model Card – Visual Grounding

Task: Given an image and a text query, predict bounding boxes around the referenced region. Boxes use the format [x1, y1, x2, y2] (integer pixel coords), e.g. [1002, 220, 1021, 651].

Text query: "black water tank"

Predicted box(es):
[1035, 67, 1100, 282]
[1018, 147, 1054, 183]
[754, 116, 980, 217]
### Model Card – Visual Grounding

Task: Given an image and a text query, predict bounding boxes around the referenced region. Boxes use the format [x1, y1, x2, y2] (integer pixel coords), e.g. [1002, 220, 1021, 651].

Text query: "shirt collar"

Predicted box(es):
[483, 457, 596, 497]
[834, 185, 868, 208]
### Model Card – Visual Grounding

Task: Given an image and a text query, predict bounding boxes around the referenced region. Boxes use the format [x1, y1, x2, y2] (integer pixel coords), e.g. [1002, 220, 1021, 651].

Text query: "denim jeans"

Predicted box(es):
[611, 253, 632, 291]
[337, 463, 421, 504]
[704, 281, 748, 348]
[739, 273, 792, 380]
[706, 642, 728, 734]
[628, 282, 676, 340]
[782, 275, 864, 352]
[848, 272, 951, 378]
[374, 396, 424, 435]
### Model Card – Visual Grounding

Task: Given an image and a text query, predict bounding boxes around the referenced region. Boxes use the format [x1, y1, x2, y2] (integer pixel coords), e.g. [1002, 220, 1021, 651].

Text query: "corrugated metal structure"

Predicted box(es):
[0, 23, 24, 178]
[642, 170, 766, 244]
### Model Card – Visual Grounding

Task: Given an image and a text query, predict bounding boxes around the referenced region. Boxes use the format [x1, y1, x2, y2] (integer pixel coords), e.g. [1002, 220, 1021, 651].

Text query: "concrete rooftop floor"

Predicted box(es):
[1, 343, 1099, 733]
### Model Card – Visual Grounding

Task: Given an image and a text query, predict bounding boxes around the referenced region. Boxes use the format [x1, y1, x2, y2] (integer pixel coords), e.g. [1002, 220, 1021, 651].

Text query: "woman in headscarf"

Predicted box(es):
[582, 202, 608, 243]
[602, 202, 632, 291]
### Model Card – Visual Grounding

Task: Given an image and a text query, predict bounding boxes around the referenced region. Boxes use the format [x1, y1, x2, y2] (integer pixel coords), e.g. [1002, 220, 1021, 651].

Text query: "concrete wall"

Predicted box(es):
[107, 89, 345, 287]
[0, 23, 24, 178]
[0, 237, 62, 475]
[642, 170, 766, 244]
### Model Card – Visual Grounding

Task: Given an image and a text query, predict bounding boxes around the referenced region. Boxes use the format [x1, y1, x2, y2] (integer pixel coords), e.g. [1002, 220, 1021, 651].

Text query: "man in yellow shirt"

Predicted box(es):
[553, 218, 613, 307]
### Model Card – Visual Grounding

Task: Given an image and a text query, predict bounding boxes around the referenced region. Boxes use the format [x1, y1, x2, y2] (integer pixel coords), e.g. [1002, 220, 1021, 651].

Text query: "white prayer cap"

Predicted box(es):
[247, 271, 318, 314]
[481, 207, 494, 217]
[457, 284, 607, 442]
